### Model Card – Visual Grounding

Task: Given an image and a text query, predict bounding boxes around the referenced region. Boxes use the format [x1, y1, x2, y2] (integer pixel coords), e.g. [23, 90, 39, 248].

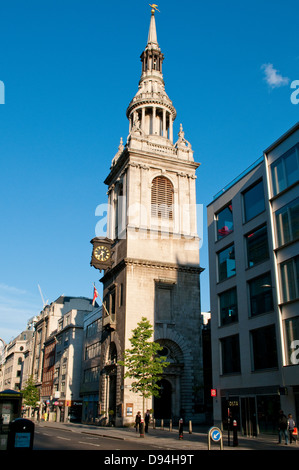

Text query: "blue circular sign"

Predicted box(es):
[210, 427, 222, 442]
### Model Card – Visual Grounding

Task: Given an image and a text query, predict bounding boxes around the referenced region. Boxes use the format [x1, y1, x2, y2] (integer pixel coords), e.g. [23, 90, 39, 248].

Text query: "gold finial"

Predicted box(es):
[149, 4, 160, 14]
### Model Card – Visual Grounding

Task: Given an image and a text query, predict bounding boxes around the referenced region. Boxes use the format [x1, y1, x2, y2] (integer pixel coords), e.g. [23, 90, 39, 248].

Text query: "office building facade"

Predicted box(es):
[208, 123, 299, 434]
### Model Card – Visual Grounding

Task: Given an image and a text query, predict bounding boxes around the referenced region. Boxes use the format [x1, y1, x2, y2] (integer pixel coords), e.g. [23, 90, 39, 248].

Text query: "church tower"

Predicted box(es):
[91, 7, 204, 426]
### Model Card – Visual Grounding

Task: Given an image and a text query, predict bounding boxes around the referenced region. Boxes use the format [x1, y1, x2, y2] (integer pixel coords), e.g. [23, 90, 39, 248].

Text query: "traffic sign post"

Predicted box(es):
[208, 426, 223, 450]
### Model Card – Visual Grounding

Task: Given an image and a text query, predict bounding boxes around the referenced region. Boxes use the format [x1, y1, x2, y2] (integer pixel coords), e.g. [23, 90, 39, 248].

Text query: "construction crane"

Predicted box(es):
[38, 284, 49, 308]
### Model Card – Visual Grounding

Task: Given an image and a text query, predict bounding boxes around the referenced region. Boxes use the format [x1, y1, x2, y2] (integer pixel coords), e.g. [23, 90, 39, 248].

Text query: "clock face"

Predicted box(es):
[94, 245, 110, 262]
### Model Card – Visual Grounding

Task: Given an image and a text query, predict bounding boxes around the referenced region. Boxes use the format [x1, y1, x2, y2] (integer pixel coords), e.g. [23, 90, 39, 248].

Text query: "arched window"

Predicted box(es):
[151, 176, 173, 219]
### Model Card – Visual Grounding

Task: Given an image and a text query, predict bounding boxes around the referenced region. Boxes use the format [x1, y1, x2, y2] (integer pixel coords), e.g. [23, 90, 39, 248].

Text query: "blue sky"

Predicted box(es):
[0, 0, 298, 343]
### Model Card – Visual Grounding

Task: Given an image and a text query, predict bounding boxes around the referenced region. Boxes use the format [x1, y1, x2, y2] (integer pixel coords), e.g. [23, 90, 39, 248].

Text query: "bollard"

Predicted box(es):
[161, 419, 164, 430]
[179, 418, 184, 440]
[140, 418, 145, 438]
[189, 420, 192, 434]
[227, 410, 231, 446]
[153, 418, 156, 429]
[169, 419, 172, 432]
[233, 420, 238, 446]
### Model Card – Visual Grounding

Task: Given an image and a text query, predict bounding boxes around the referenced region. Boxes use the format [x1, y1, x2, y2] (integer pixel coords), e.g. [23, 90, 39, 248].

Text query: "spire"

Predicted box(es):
[142, 4, 163, 74]
[147, 7, 159, 47]
[126, 6, 177, 144]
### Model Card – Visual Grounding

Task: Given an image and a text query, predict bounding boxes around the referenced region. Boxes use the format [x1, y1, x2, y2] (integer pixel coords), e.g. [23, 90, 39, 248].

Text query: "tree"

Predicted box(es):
[118, 317, 169, 415]
[21, 376, 40, 409]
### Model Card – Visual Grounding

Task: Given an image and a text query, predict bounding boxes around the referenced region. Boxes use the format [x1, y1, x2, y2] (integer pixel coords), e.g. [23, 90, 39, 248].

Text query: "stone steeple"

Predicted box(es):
[92, 6, 203, 428]
[110, 8, 195, 169]
[126, 7, 177, 144]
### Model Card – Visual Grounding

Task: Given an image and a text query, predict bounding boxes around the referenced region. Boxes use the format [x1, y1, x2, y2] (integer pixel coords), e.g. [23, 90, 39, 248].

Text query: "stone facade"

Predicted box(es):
[1, 330, 34, 392]
[93, 9, 204, 426]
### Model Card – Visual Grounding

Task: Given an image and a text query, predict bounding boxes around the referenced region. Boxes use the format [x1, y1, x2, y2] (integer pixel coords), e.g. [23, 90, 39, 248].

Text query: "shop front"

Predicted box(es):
[82, 394, 99, 424]
[221, 390, 281, 436]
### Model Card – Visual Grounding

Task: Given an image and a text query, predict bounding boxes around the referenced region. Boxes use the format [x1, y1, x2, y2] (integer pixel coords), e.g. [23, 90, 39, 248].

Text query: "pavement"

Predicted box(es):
[35, 419, 299, 451]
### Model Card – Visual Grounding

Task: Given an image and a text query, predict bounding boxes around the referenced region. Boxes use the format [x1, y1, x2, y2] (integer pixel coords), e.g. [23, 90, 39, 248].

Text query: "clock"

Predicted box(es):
[94, 245, 111, 262]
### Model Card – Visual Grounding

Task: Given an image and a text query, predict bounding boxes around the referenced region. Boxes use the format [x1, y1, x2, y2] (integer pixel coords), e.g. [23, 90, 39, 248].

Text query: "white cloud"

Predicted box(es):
[261, 63, 289, 88]
[0, 283, 28, 295]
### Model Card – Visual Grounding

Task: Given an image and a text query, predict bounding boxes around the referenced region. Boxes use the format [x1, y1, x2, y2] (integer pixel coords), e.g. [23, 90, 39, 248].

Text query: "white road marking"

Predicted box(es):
[78, 441, 101, 447]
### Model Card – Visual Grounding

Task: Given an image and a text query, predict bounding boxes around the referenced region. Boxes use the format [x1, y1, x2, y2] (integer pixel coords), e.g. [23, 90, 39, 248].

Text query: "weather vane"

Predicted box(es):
[149, 4, 160, 14]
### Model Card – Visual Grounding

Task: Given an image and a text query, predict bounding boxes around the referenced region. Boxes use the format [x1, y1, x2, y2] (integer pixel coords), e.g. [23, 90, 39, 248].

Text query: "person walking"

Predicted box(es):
[144, 410, 150, 433]
[288, 414, 296, 444]
[135, 411, 141, 433]
[278, 410, 288, 445]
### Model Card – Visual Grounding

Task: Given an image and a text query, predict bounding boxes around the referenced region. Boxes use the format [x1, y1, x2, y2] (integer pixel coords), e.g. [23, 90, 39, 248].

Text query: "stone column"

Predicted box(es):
[152, 106, 156, 135]
[141, 107, 145, 134]
[163, 109, 167, 137]
[169, 113, 173, 142]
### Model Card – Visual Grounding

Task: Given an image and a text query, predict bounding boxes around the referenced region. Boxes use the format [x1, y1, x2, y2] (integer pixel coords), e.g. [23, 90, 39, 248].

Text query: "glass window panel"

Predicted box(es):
[275, 198, 299, 247]
[285, 148, 299, 187]
[219, 287, 238, 325]
[271, 159, 286, 196]
[251, 325, 278, 370]
[216, 204, 233, 240]
[221, 335, 241, 374]
[246, 225, 269, 267]
[243, 180, 265, 222]
[281, 260, 296, 302]
[249, 272, 273, 316]
[270, 144, 299, 196]
[276, 210, 291, 246]
[296, 256, 299, 292]
[290, 201, 299, 240]
[218, 245, 236, 281]
[280, 255, 299, 303]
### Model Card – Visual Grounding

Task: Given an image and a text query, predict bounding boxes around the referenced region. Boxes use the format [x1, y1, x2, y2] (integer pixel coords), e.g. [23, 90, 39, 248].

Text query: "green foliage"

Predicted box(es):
[21, 375, 40, 408]
[118, 317, 169, 407]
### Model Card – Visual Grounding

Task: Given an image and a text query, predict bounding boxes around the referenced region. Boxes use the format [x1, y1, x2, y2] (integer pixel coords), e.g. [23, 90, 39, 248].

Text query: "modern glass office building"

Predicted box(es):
[207, 123, 299, 435]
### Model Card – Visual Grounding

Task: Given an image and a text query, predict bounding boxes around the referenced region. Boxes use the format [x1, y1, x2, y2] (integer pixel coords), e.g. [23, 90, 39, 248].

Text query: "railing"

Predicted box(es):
[213, 156, 264, 201]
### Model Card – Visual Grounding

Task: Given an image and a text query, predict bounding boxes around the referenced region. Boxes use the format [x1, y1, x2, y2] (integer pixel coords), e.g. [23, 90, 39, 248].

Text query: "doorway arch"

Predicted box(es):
[154, 378, 172, 419]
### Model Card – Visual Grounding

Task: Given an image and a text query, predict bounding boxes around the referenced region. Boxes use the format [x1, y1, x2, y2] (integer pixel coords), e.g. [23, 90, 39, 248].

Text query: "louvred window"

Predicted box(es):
[151, 176, 173, 219]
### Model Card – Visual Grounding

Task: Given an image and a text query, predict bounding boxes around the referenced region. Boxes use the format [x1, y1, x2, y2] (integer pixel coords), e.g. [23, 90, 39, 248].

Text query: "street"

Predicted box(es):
[31, 420, 299, 452]
[34, 423, 166, 451]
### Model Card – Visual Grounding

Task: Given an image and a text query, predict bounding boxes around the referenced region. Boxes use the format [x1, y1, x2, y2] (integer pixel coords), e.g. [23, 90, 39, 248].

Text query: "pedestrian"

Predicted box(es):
[278, 410, 288, 445]
[288, 414, 296, 444]
[144, 410, 150, 433]
[135, 411, 141, 433]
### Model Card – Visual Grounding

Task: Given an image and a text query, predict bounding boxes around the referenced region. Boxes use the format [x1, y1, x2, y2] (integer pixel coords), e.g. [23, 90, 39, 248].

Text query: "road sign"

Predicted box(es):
[208, 426, 223, 450]
[211, 428, 221, 442]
